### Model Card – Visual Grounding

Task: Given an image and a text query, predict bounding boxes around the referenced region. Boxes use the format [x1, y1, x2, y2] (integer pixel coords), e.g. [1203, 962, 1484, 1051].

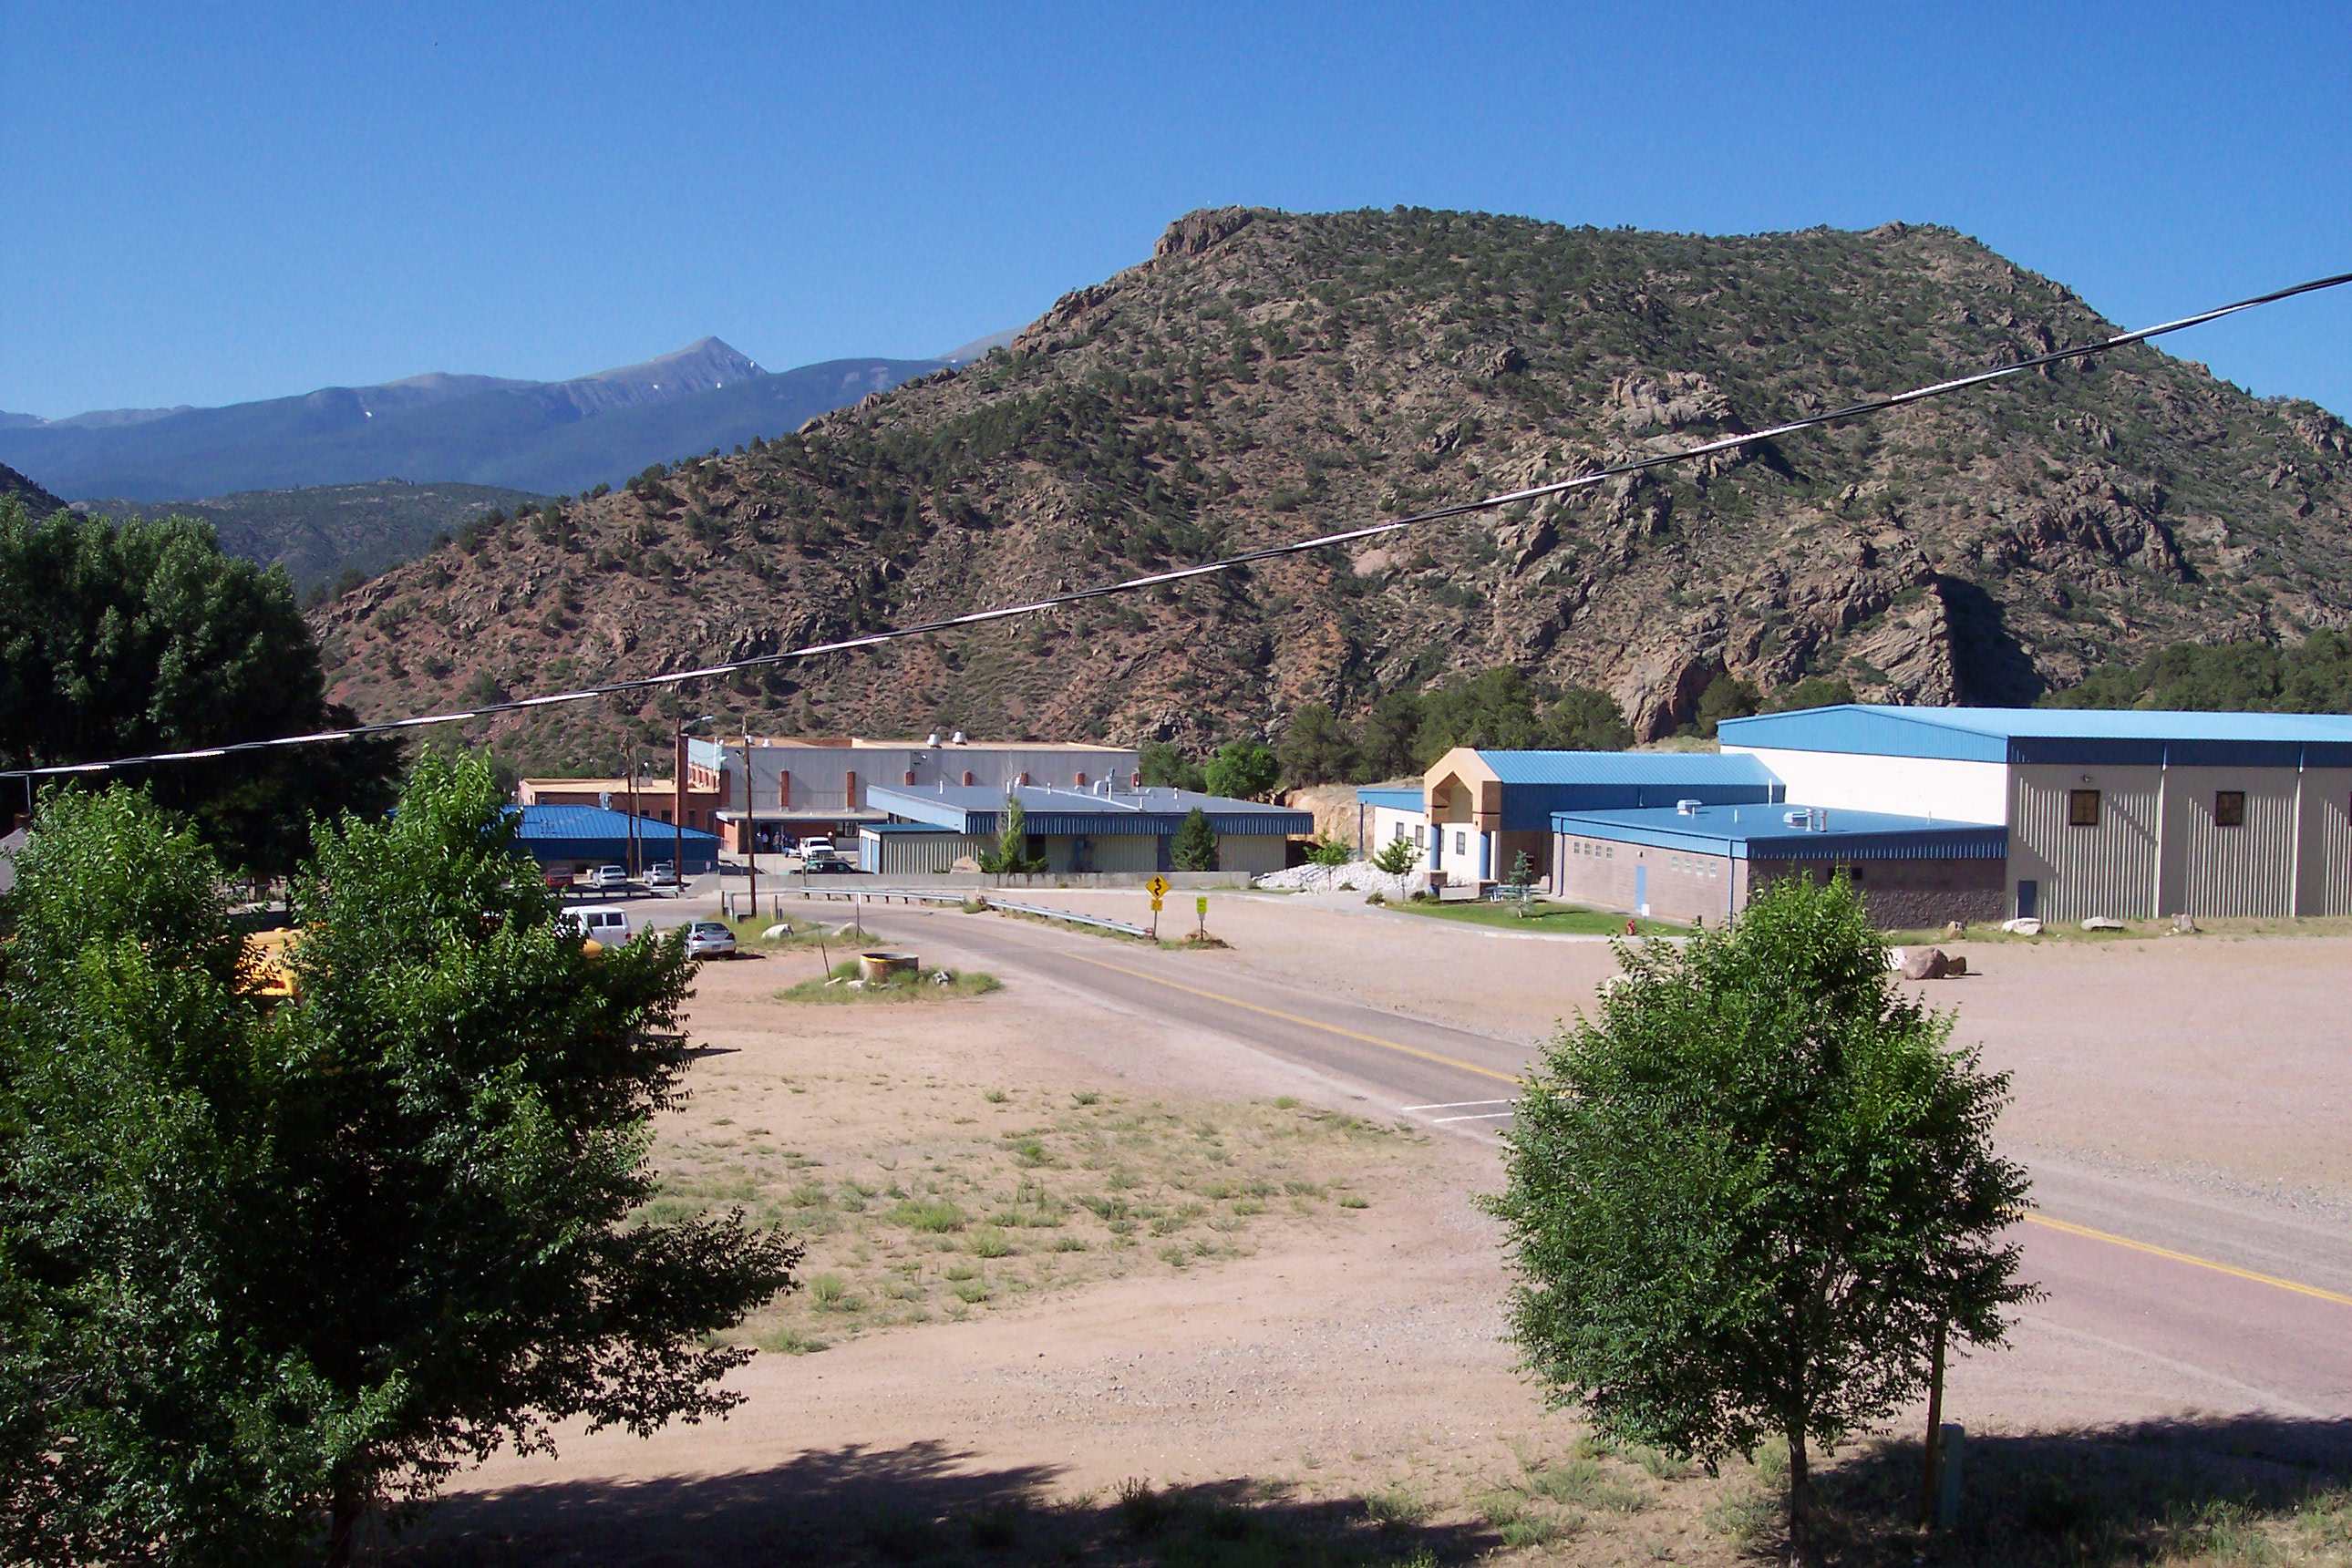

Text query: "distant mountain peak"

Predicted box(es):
[557, 337, 762, 417]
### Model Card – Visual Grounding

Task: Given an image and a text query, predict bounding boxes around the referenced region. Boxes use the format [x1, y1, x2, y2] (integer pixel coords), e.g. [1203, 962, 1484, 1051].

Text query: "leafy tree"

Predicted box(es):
[1414, 666, 1551, 762]
[2043, 634, 2352, 713]
[1768, 676, 1858, 712]
[0, 757, 800, 1563]
[1694, 670, 1761, 736]
[0, 498, 401, 877]
[1483, 874, 2033, 1563]
[1277, 702, 1359, 786]
[1202, 739, 1279, 799]
[1171, 807, 1220, 871]
[1370, 834, 1421, 875]
[1544, 686, 1634, 750]
[1138, 740, 1206, 791]
[980, 792, 1047, 873]
[1356, 690, 1425, 780]
[1305, 834, 1353, 866]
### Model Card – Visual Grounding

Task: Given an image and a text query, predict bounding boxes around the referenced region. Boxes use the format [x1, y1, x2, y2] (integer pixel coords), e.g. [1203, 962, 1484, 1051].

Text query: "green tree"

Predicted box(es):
[0, 498, 400, 876]
[1482, 875, 2032, 1563]
[1202, 739, 1279, 799]
[1356, 690, 1425, 781]
[1542, 686, 1635, 750]
[1414, 666, 1550, 762]
[0, 758, 800, 1563]
[1277, 702, 1359, 786]
[1370, 834, 1421, 875]
[1694, 670, 1761, 736]
[980, 792, 1047, 873]
[1138, 740, 1206, 791]
[1171, 807, 1220, 871]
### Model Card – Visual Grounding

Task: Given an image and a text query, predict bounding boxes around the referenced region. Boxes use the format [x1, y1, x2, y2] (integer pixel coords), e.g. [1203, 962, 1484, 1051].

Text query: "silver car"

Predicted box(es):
[682, 920, 738, 960]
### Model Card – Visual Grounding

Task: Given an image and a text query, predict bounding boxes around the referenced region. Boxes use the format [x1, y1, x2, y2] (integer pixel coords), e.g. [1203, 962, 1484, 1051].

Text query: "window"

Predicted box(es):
[1393, 823, 1408, 842]
[2214, 790, 2246, 828]
[1453, 830, 1466, 855]
[1413, 824, 1425, 847]
[2068, 789, 2101, 828]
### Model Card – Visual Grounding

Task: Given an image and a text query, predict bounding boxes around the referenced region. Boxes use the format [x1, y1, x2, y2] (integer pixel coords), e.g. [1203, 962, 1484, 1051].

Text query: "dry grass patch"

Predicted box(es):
[636, 1086, 1435, 1353]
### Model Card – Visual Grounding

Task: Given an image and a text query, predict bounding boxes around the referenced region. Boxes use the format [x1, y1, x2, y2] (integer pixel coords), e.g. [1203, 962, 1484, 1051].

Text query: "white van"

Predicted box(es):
[561, 905, 631, 945]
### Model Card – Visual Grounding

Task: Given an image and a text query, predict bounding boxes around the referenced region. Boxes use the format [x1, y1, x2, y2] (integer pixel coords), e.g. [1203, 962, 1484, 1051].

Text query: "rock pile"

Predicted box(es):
[1253, 861, 1418, 903]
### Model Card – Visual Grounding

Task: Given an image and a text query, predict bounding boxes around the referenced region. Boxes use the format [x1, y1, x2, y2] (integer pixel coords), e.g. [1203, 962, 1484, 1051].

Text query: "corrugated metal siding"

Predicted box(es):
[867, 832, 990, 875]
[2301, 769, 2352, 915]
[1219, 835, 1289, 874]
[1082, 834, 1161, 873]
[2009, 764, 2160, 921]
[2165, 767, 2296, 919]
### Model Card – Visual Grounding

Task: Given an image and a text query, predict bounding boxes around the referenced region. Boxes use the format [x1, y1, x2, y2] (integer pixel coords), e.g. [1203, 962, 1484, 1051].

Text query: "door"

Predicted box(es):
[2016, 880, 2037, 920]
[1634, 862, 1648, 916]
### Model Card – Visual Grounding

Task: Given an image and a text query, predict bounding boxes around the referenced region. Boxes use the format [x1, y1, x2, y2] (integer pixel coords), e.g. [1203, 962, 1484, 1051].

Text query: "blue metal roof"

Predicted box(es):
[1355, 787, 1424, 808]
[867, 784, 1313, 838]
[1719, 706, 2352, 767]
[509, 805, 721, 847]
[1551, 802, 2006, 861]
[1473, 750, 1780, 786]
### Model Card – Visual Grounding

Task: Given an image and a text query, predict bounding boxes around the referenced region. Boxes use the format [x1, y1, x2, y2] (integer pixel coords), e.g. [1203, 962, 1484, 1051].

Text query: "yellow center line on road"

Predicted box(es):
[1043, 947, 1526, 1088]
[2024, 1213, 2352, 1308]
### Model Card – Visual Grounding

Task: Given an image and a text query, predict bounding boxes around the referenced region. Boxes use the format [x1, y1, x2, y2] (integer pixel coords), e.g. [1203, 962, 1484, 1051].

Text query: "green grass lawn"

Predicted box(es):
[1381, 897, 1687, 937]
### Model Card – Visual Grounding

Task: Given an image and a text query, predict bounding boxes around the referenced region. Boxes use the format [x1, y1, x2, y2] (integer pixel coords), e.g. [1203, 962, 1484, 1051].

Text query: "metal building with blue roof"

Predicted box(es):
[1718, 706, 2352, 922]
[505, 805, 723, 880]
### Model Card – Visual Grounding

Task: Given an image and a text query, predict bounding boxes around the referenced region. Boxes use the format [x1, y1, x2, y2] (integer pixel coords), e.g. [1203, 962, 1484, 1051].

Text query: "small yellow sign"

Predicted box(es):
[1146, 874, 1170, 899]
[1150, 896, 1164, 913]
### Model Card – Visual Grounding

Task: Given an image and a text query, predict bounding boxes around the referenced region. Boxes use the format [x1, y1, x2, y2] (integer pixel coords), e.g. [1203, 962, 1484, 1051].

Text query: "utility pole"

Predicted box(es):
[675, 712, 713, 897]
[742, 720, 758, 923]
[625, 748, 640, 880]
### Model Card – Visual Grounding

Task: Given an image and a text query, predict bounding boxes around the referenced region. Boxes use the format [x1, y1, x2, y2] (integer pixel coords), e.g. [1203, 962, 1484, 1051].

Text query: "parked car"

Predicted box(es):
[561, 906, 631, 946]
[801, 852, 856, 874]
[683, 920, 738, 960]
[589, 863, 631, 890]
[796, 836, 836, 859]
[646, 861, 679, 888]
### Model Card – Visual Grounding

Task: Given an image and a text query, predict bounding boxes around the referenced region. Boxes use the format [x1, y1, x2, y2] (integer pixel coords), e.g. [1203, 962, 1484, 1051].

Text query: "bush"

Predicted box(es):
[1305, 835, 1353, 866]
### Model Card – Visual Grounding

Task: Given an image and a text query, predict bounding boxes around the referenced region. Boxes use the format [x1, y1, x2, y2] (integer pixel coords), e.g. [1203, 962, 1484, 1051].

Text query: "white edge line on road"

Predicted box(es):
[1429, 1112, 1515, 1123]
[1400, 1099, 1514, 1111]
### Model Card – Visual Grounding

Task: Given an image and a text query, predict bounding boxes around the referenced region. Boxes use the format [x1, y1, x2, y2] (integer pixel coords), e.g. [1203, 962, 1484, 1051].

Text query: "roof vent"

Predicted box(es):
[926, 732, 940, 747]
[1815, 809, 1829, 832]
[1784, 809, 1812, 830]
[951, 730, 967, 745]
[1676, 799, 1703, 816]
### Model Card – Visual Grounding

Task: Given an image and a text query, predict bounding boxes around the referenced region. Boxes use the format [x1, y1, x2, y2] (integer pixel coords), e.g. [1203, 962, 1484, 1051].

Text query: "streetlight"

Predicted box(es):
[675, 713, 714, 895]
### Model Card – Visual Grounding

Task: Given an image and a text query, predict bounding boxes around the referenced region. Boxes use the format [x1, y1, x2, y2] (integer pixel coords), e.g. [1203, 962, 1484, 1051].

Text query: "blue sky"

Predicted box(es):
[5, 2, 2347, 418]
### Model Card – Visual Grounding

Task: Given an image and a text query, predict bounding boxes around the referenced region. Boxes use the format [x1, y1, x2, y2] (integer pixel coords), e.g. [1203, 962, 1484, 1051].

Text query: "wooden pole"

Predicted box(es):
[743, 723, 758, 926]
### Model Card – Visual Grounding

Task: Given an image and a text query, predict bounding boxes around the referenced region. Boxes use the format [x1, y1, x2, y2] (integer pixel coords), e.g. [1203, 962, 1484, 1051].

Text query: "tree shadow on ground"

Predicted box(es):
[377, 1438, 1492, 1567]
[1752, 1413, 2352, 1565]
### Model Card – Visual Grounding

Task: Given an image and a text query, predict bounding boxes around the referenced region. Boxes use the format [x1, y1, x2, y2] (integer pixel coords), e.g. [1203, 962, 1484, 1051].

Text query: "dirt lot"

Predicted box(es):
[386, 899, 2352, 1567]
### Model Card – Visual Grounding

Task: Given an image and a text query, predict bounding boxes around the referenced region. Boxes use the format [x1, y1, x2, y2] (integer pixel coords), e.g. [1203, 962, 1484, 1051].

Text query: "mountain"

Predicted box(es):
[309, 206, 2352, 774]
[1, 462, 67, 517]
[0, 343, 944, 501]
[934, 329, 1021, 364]
[75, 480, 551, 596]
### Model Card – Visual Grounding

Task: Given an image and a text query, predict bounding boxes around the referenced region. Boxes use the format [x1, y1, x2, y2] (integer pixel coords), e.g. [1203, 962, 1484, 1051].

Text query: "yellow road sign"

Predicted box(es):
[1146, 875, 1170, 898]
[1150, 896, 1164, 913]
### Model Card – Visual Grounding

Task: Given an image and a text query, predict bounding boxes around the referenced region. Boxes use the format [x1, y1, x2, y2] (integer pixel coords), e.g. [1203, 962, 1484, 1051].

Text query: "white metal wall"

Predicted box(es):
[1218, 834, 1289, 874]
[2008, 763, 2161, 921]
[1367, 803, 1428, 860]
[1726, 747, 2010, 824]
[2296, 769, 2352, 915]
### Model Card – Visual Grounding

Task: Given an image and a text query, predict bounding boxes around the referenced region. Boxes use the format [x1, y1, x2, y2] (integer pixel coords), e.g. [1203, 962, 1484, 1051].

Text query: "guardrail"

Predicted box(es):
[783, 888, 972, 908]
[985, 899, 1150, 938]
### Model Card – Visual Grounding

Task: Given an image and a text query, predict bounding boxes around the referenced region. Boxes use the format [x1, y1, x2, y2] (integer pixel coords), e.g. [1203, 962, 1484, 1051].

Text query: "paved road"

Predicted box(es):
[814, 897, 2352, 1421]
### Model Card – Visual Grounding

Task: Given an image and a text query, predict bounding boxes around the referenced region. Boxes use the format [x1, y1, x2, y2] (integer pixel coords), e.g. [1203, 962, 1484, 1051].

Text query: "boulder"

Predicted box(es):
[761, 923, 793, 940]
[1892, 946, 1952, 980]
[2081, 915, 2127, 932]
[1999, 918, 2043, 936]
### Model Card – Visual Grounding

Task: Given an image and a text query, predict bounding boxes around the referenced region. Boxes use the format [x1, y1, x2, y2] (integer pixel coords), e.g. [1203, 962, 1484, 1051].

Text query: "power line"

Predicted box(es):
[8, 266, 2349, 782]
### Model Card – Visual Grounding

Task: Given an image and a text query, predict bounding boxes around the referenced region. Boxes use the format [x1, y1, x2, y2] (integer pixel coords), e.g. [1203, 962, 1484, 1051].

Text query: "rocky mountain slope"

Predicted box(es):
[0, 342, 944, 500]
[0, 462, 67, 518]
[310, 207, 2352, 771]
